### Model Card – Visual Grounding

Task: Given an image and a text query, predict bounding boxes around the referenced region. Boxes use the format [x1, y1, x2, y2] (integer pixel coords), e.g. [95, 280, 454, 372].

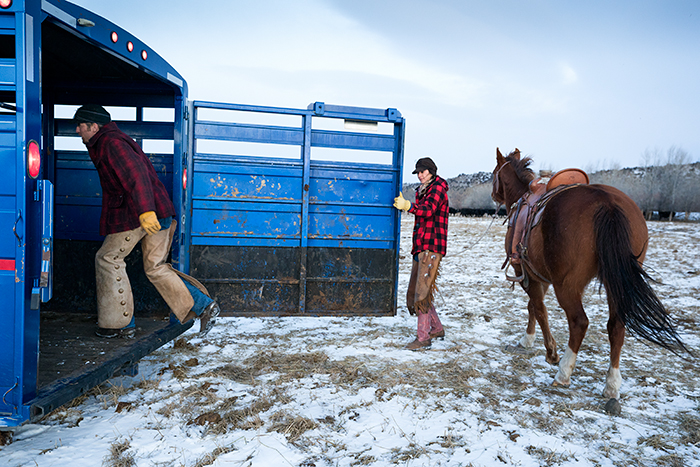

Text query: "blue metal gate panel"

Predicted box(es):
[187, 101, 404, 316]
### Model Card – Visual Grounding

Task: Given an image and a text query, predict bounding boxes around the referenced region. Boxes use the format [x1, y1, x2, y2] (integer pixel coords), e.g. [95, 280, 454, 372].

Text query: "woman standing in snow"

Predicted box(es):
[393, 157, 449, 350]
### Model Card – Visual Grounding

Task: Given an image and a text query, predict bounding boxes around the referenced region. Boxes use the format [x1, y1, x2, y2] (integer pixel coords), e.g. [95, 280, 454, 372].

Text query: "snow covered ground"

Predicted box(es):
[2, 215, 699, 467]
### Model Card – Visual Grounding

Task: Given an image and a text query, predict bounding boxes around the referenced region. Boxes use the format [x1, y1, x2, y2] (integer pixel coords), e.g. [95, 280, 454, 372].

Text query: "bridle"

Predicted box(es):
[491, 160, 510, 208]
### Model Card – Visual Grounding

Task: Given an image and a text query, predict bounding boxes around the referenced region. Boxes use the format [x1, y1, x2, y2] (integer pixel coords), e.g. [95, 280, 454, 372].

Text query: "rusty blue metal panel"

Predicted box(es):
[191, 200, 302, 242]
[192, 161, 303, 201]
[187, 101, 404, 316]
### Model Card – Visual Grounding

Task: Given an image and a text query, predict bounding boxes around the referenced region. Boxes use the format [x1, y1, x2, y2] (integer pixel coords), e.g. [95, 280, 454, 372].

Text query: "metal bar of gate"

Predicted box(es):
[299, 113, 312, 313]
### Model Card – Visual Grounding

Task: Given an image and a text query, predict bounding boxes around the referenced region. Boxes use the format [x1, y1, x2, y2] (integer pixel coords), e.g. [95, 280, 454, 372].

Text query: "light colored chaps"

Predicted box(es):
[95, 220, 203, 328]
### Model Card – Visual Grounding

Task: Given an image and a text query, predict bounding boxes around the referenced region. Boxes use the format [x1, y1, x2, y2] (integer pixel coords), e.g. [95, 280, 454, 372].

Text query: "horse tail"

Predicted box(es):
[594, 204, 691, 356]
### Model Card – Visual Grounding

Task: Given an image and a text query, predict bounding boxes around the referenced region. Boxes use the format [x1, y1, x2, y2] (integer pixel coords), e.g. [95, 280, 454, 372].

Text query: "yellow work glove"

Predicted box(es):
[393, 192, 411, 211]
[139, 211, 161, 235]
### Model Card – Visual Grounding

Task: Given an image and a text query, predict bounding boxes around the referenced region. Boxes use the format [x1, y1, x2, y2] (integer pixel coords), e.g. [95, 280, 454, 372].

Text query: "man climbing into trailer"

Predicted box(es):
[73, 104, 220, 338]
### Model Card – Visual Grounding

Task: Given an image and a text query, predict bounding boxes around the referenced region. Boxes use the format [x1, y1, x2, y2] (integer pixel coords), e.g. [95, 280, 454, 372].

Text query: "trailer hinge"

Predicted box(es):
[184, 107, 189, 121]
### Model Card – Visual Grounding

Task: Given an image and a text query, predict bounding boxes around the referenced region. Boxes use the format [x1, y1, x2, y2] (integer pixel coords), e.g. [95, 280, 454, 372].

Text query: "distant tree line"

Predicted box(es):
[403, 147, 700, 219]
[591, 147, 700, 219]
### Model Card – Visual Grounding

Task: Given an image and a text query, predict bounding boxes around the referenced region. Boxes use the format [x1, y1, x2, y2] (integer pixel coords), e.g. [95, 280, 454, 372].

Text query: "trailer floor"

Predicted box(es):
[38, 312, 174, 387]
[30, 311, 192, 420]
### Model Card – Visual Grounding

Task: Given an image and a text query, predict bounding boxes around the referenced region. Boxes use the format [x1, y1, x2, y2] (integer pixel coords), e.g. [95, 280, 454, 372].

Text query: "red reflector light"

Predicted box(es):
[141, 50, 148, 60]
[27, 140, 41, 179]
[0, 0, 12, 9]
[127, 41, 134, 52]
[182, 168, 187, 191]
[111, 31, 118, 43]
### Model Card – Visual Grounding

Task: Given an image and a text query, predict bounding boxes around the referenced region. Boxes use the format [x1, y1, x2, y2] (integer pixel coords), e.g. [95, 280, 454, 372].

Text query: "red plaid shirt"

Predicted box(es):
[87, 122, 175, 236]
[409, 175, 449, 256]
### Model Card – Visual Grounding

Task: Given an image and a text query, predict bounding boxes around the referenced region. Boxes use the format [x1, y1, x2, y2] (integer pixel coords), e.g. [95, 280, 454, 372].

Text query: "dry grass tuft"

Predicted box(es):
[134, 377, 161, 391]
[201, 363, 256, 383]
[246, 351, 331, 380]
[677, 412, 700, 445]
[654, 454, 687, 467]
[179, 382, 220, 406]
[103, 438, 135, 467]
[190, 411, 222, 426]
[638, 434, 676, 452]
[268, 410, 318, 442]
[155, 401, 179, 418]
[207, 391, 282, 435]
[525, 445, 576, 466]
[390, 442, 430, 463]
[440, 359, 479, 394]
[158, 363, 189, 380]
[435, 430, 467, 450]
[115, 402, 132, 413]
[172, 337, 196, 352]
[191, 445, 238, 467]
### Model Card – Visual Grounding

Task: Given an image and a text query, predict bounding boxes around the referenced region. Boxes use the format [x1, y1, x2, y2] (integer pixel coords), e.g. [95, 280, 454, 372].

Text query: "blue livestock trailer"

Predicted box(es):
[0, 0, 404, 428]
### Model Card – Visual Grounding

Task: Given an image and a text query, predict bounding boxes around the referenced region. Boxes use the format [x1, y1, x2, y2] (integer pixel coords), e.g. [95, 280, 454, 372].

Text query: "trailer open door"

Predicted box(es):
[1, 0, 193, 427]
[185, 101, 404, 316]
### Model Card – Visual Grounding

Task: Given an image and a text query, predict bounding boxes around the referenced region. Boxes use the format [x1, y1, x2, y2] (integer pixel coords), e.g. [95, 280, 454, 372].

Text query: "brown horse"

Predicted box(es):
[492, 148, 689, 400]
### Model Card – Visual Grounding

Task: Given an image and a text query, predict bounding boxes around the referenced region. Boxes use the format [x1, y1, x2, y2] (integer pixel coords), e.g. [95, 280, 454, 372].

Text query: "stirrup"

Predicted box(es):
[504, 260, 525, 283]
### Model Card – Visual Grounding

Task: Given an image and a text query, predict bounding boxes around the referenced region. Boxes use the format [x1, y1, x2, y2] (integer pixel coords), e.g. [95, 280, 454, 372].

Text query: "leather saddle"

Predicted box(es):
[504, 168, 589, 284]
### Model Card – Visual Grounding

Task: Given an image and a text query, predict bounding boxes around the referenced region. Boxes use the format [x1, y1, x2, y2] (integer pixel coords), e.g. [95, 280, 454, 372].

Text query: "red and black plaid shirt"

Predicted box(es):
[409, 175, 449, 256]
[87, 122, 176, 236]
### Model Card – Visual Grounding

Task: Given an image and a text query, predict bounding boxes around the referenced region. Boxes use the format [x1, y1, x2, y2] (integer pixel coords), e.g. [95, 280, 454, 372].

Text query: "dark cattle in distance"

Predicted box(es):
[449, 207, 506, 217]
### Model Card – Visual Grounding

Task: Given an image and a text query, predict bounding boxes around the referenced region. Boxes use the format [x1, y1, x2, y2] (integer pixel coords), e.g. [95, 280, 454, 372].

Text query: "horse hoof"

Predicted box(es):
[604, 398, 621, 416]
[552, 377, 570, 387]
[546, 355, 560, 365]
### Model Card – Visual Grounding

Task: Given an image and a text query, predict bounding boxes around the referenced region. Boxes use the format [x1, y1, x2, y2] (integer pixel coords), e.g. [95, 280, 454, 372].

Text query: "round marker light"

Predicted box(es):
[141, 50, 148, 60]
[0, 0, 13, 9]
[27, 140, 41, 179]
[111, 31, 118, 43]
[127, 41, 134, 52]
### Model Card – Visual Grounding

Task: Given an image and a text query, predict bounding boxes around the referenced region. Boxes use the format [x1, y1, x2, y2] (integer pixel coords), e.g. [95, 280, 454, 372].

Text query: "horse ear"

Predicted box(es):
[496, 147, 505, 164]
[513, 148, 521, 160]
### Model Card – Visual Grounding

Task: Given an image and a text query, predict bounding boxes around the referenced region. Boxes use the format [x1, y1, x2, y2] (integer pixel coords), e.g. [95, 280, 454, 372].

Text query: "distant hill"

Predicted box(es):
[402, 162, 700, 213]
[401, 171, 495, 210]
[402, 171, 492, 192]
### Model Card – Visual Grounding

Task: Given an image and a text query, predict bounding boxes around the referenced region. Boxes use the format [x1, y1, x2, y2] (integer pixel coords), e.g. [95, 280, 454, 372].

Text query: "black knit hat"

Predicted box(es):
[73, 104, 111, 126]
[412, 157, 437, 175]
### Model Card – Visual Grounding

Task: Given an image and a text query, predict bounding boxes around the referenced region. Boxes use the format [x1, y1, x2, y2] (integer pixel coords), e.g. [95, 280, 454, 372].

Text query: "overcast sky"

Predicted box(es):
[70, 0, 700, 179]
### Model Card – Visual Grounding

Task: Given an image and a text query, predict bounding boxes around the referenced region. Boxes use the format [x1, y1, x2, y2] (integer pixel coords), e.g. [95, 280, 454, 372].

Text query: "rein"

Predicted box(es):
[453, 207, 501, 256]
[450, 164, 515, 256]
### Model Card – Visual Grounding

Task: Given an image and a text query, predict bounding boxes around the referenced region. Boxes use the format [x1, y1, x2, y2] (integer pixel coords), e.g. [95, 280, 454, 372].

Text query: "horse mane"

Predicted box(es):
[506, 150, 536, 185]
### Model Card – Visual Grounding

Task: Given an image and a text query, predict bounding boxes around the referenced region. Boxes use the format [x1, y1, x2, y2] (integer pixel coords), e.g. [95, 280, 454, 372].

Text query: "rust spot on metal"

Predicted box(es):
[255, 178, 267, 193]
